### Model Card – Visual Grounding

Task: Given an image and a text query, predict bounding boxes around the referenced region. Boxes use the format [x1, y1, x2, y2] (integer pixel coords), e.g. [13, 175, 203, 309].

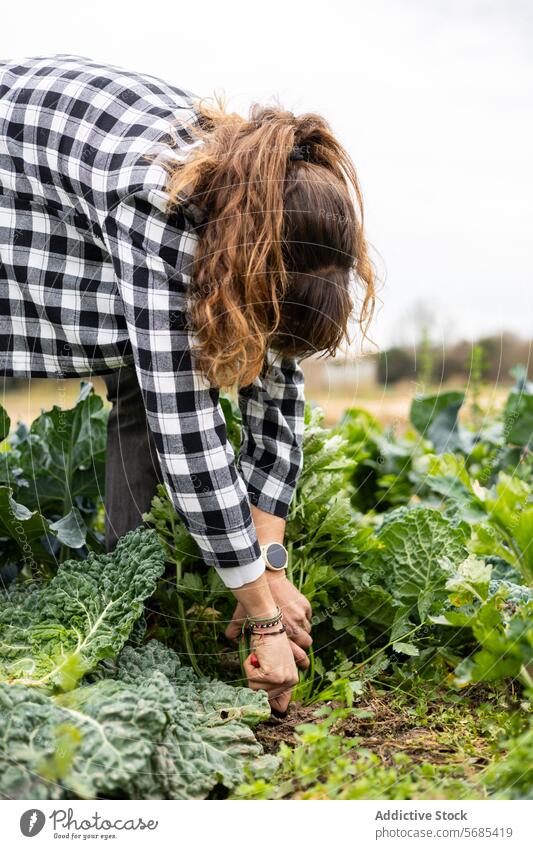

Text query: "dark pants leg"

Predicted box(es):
[103, 367, 163, 551]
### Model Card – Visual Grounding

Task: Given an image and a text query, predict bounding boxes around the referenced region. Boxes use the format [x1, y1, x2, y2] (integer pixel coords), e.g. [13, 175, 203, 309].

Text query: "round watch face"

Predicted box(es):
[265, 542, 288, 569]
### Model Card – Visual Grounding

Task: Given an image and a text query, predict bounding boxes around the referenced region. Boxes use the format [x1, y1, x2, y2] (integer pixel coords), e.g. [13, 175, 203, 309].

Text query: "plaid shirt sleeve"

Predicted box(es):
[101, 186, 266, 589]
[237, 353, 305, 519]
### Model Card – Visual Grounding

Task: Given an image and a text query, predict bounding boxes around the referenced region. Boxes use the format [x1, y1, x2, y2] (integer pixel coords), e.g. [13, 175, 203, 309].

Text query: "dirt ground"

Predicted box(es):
[256, 690, 493, 770]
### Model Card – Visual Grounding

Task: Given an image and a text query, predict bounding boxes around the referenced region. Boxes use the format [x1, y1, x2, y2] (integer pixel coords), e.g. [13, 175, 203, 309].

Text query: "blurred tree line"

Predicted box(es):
[377, 332, 532, 385]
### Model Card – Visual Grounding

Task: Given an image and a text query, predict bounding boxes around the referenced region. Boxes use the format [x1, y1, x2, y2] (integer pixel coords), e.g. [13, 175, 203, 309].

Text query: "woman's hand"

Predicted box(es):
[226, 573, 313, 653]
[228, 572, 308, 711]
[265, 571, 313, 648]
[244, 630, 300, 714]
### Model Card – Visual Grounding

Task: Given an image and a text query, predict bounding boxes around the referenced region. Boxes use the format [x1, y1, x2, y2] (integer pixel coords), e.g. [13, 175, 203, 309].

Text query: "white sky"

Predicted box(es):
[3, 0, 532, 349]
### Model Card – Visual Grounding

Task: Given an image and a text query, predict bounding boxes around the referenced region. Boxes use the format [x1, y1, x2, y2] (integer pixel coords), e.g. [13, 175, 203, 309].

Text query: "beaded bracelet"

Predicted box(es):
[250, 624, 286, 637]
[246, 606, 282, 626]
[241, 607, 283, 639]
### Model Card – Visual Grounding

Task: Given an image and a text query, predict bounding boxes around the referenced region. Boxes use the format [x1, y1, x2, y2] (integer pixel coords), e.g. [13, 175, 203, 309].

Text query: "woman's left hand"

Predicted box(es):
[226, 572, 313, 652]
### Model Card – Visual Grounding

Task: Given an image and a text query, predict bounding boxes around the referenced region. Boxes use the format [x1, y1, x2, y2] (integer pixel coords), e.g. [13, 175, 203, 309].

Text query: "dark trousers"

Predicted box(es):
[103, 367, 163, 551]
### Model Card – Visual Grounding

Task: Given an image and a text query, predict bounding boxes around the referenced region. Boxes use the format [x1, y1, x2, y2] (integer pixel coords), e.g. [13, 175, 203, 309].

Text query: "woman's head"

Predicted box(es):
[165, 99, 375, 388]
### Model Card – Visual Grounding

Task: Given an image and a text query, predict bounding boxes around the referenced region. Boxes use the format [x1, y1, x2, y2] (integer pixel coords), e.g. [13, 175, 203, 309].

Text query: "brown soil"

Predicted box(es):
[256, 691, 492, 769]
[256, 702, 319, 753]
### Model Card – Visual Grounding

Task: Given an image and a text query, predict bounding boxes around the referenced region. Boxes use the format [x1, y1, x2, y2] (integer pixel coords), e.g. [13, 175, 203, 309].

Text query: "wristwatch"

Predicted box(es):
[260, 542, 288, 572]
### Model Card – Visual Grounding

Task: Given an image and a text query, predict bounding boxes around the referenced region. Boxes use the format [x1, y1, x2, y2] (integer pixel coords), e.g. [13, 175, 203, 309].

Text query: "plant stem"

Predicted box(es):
[172, 510, 202, 677]
[298, 554, 306, 592]
[238, 632, 249, 685]
[519, 664, 533, 692]
[176, 592, 202, 678]
[286, 539, 294, 583]
[293, 644, 316, 702]
[355, 624, 423, 671]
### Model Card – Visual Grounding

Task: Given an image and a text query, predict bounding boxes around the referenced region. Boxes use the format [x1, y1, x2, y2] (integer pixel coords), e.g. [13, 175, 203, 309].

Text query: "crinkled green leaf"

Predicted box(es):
[112, 642, 270, 727]
[0, 642, 274, 801]
[113, 643, 274, 799]
[369, 508, 469, 621]
[130, 720, 275, 801]
[441, 554, 492, 604]
[120, 639, 192, 682]
[0, 684, 64, 799]
[0, 528, 165, 687]
[489, 579, 533, 608]
[56, 675, 171, 797]
[0, 675, 169, 799]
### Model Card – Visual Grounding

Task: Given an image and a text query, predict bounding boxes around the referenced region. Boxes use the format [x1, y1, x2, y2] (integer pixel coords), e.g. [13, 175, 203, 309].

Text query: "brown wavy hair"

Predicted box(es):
[164, 97, 375, 388]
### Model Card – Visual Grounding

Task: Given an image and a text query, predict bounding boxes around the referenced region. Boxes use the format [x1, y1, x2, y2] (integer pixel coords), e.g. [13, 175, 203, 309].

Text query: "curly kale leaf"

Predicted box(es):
[0, 675, 170, 799]
[0, 642, 274, 801]
[0, 529, 165, 688]
[110, 642, 271, 727]
[118, 643, 274, 800]
[365, 507, 469, 621]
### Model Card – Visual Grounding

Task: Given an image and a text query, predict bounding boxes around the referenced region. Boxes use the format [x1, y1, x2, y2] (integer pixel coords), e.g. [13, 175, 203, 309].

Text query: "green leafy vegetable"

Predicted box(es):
[504, 366, 533, 447]
[0, 642, 274, 801]
[485, 716, 533, 799]
[1, 369, 532, 802]
[410, 391, 468, 453]
[0, 487, 53, 567]
[0, 528, 165, 687]
[365, 507, 469, 621]
[14, 382, 107, 515]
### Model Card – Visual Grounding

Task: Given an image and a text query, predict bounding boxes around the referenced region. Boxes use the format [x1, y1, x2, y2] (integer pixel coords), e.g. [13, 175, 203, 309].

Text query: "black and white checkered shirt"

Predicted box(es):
[0, 55, 305, 588]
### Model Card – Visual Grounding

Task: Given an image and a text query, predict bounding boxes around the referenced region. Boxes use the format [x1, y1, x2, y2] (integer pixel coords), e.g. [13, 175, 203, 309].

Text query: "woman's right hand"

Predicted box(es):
[243, 630, 300, 714]
[231, 571, 307, 712]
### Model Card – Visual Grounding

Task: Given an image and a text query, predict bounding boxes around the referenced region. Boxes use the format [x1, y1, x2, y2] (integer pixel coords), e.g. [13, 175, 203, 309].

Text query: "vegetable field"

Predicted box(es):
[0, 369, 532, 800]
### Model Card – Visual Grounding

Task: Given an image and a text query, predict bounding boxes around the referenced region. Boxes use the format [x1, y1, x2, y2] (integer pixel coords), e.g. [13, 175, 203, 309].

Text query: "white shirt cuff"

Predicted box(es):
[214, 556, 265, 589]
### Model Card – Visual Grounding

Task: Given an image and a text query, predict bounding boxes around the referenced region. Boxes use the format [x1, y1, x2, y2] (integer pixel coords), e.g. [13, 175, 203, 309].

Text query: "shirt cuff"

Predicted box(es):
[214, 555, 266, 589]
[246, 486, 293, 521]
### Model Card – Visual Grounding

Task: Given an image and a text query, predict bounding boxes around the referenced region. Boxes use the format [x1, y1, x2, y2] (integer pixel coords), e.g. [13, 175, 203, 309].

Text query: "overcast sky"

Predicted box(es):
[3, 0, 532, 350]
